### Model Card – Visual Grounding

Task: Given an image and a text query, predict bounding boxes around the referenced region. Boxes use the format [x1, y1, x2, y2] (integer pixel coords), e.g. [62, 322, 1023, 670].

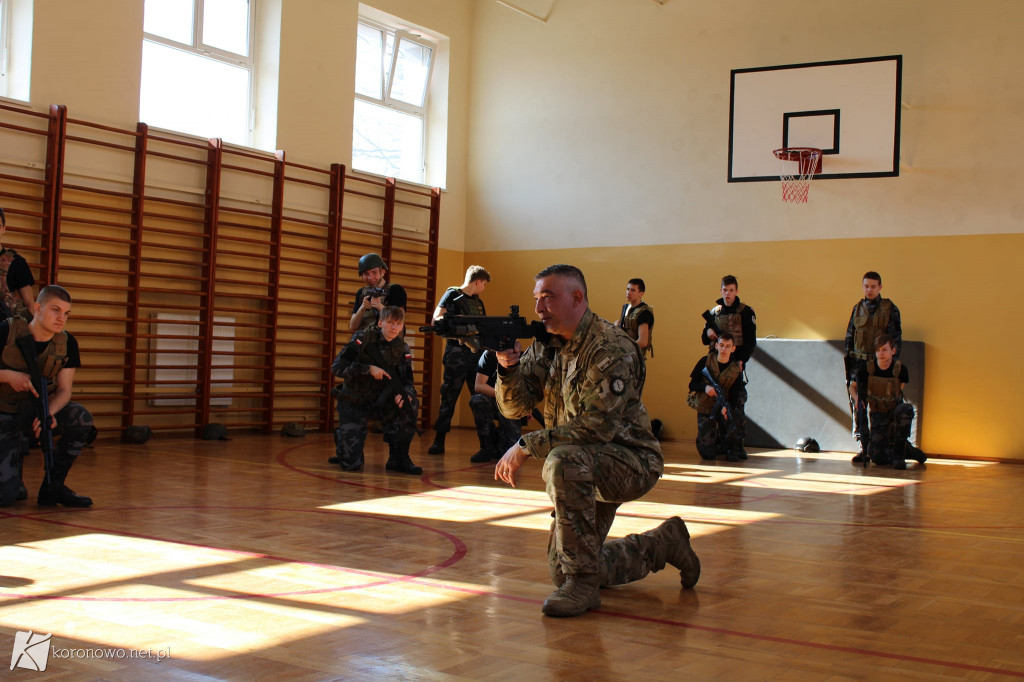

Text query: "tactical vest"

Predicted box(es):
[851, 298, 892, 360]
[443, 287, 486, 346]
[0, 316, 68, 413]
[692, 354, 742, 414]
[712, 302, 746, 347]
[340, 325, 409, 402]
[866, 359, 903, 413]
[621, 302, 654, 359]
[356, 282, 395, 331]
[0, 248, 30, 321]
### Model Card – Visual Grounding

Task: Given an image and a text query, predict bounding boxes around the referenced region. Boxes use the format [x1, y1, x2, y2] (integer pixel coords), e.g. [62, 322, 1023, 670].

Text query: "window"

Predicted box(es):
[353, 19, 435, 184]
[141, 0, 256, 146]
[0, 0, 32, 101]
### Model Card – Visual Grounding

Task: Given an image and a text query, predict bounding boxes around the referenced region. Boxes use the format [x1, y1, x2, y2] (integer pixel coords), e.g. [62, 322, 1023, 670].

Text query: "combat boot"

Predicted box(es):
[904, 442, 927, 464]
[328, 429, 342, 464]
[427, 431, 446, 455]
[385, 442, 423, 475]
[469, 448, 499, 463]
[541, 574, 600, 617]
[38, 483, 93, 508]
[890, 441, 906, 470]
[652, 516, 701, 588]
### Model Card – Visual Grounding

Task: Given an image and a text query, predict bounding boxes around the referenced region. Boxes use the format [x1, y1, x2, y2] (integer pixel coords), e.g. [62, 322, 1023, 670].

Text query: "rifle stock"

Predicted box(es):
[419, 305, 549, 352]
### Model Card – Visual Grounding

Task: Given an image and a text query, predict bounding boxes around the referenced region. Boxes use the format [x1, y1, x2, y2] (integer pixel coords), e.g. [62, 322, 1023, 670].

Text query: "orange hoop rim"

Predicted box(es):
[773, 147, 823, 175]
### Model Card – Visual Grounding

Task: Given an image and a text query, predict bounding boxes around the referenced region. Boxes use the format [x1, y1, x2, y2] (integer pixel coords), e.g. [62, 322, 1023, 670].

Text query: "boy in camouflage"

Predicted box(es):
[331, 306, 422, 475]
[687, 331, 748, 462]
[494, 265, 700, 618]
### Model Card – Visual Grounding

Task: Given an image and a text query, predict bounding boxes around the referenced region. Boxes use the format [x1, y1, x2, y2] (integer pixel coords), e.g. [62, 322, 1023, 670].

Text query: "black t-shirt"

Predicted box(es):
[351, 282, 408, 315]
[0, 320, 81, 369]
[1, 247, 35, 291]
[477, 350, 498, 388]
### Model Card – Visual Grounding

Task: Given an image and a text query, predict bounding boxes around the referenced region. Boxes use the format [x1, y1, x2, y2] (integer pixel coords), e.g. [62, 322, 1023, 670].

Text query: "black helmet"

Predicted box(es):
[358, 253, 387, 274]
[795, 437, 820, 453]
[202, 423, 231, 441]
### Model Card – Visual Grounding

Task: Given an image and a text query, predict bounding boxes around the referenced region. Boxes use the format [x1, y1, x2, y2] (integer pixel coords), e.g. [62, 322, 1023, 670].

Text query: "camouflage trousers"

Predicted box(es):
[432, 344, 480, 434]
[335, 394, 418, 465]
[696, 386, 747, 459]
[0, 401, 93, 505]
[866, 403, 914, 464]
[469, 393, 521, 454]
[543, 443, 663, 584]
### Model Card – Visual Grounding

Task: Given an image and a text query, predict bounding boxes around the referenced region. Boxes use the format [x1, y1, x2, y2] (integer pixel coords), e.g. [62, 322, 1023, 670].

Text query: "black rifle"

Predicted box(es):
[362, 287, 388, 300]
[701, 366, 739, 439]
[419, 305, 549, 352]
[353, 337, 423, 436]
[701, 310, 722, 340]
[15, 335, 56, 492]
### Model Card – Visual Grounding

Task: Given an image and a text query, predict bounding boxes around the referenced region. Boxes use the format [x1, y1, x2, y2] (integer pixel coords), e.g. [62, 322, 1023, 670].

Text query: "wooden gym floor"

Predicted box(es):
[2, 430, 1023, 681]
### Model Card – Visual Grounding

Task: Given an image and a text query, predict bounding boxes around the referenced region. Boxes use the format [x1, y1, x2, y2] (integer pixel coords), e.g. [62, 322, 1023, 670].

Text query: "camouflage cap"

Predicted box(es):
[280, 422, 306, 437]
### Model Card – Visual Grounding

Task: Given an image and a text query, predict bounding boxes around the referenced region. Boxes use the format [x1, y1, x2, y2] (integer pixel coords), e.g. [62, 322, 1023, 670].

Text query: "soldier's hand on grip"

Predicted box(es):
[495, 341, 522, 369]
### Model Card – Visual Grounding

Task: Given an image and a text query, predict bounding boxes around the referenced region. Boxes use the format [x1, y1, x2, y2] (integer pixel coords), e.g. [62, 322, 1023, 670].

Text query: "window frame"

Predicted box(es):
[0, 0, 10, 95]
[142, 0, 258, 145]
[352, 18, 437, 184]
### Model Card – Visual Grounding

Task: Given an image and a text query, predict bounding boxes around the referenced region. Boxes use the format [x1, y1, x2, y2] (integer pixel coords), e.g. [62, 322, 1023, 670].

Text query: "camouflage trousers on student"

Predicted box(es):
[468, 393, 521, 455]
[542, 443, 664, 586]
[696, 385, 747, 459]
[0, 401, 94, 505]
[432, 344, 480, 434]
[867, 403, 914, 464]
[335, 395, 418, 467]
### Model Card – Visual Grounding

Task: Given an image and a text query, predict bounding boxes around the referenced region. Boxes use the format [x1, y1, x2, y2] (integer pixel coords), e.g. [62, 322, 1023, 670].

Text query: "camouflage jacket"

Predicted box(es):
[331, 325, 414, 403]
[496, 308, 661, 463]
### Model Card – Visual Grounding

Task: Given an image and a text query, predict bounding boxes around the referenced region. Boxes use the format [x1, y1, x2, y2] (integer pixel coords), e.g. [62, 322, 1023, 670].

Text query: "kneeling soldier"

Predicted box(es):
[0, 285, 93, 507]
[331, 306, 422, 475]
[687, 331, 748, 462]
[849, 334, 926, 469]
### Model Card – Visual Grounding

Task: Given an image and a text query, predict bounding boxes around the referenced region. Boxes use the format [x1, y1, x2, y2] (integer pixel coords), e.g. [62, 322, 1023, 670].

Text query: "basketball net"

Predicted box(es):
[773, 148, 822, 204]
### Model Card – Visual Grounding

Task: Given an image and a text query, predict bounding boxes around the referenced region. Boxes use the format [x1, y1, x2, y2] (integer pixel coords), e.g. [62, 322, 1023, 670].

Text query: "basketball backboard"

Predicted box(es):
[728, 55, 902, 182]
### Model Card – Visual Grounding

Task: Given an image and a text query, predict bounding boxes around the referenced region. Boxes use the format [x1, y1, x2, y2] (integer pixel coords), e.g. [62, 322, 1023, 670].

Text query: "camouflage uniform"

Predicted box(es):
[0, 317, 93, 505]
[855, 359, 917, 467]
[687, 352, 747, 461]
[433, 288, 485, 437]
[0, 247, 34, 322]
[496, 308, 674, 586]
[331, 325, 418, 470]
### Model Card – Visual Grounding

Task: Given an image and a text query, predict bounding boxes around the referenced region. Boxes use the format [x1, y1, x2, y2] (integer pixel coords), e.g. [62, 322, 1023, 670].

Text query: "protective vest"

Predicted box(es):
[621, 302, 654, 359]
[692, 354, 742, 415]
[712, 302, 747, 347]
[866, 359, 903, 413]
[851, 298, 892, 360]
[0, 316, 68, 413]
[356, 282, 395, 331]
[0, 248, 30, 321]
[443, 287, 486, 347]
[339, 325, 410, 403]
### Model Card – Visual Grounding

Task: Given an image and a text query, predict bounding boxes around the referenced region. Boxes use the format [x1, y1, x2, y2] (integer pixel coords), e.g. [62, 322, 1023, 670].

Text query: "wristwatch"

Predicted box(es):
[518, 437, 528, 450]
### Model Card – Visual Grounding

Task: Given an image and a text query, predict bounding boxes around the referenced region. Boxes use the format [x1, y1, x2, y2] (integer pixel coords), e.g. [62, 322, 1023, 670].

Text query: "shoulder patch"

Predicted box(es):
[595, 353, 614, 372]
[610, 376, 626, 396]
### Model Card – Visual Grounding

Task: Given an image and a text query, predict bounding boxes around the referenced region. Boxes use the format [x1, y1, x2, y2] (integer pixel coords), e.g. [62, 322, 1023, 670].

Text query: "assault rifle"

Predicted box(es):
[701, 310, 722, 339]
[15, 334, 56, 492]
[362, 287, 388, 300]
[419, 305, 549, 352]
[701, 366, 737, 430]
[349, 337, 423, 436]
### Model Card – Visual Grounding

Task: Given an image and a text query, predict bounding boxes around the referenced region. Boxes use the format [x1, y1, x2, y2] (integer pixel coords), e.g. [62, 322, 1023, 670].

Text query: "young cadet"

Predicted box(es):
[427, 265, 490, 455]
[0, 285, 93, 507]
[349, 253, 408, 332]
[701, 275, 756, 370]
[331, 306, 422, 475]
[0, 207, 37, 321]
[687, 331, 748, 462]
[844, 271, 902, 456]
[849, 334, 926, 469]
[467, 349, 521, 464]
[615, 278, 654, 360]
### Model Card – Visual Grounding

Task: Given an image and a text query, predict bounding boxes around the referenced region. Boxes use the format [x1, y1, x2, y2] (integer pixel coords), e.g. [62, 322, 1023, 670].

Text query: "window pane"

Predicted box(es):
[353, 99, 423, 183]
[144, 0, 194, 44]
[140, 40, 250, 146]
[390, 37, 432, 107]
[355, 23, 383, 99]
[203, 0, 250, 56]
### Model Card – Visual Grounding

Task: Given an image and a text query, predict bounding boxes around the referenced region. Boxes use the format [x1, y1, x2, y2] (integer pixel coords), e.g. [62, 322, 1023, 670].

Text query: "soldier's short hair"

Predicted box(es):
[717, 330, 736, 345]
[466, 265, 491, 283]
[536, 264, 588, 300]
[863, 271, 882, 285]
[721, 275, 738, 288]
[874, 334, 895, 350]
[37, 284, 72, 306]
[380, 306, 405, 322]
[627, 278, 645, 292]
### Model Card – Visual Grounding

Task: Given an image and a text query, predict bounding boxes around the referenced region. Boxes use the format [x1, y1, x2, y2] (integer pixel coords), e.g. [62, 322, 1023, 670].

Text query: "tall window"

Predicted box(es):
[353, 19, 435, 184]
[141, 0, 255, 146]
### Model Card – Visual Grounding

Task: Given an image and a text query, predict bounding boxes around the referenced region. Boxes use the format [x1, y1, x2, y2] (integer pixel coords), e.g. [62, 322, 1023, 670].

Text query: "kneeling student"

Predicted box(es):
[849, 334, 926, 469]
[331, 306, 422, 475]
[687, 331, 748, 462]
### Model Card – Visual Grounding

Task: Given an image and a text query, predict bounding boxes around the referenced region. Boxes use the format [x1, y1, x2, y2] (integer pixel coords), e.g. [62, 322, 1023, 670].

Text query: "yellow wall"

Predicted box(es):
[466, 233, 1024, 460]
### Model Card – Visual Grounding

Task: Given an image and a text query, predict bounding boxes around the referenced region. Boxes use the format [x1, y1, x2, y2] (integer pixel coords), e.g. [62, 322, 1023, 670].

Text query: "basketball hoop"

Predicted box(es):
[773, 148, 822, 203]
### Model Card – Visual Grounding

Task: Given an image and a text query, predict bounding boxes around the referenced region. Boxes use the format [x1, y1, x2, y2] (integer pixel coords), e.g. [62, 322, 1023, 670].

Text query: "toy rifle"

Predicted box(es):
[420, 305, 549, 352]
[352, 337, 423, 436]
[15, 334, 56, 492]
[701, 366, 739, 439]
